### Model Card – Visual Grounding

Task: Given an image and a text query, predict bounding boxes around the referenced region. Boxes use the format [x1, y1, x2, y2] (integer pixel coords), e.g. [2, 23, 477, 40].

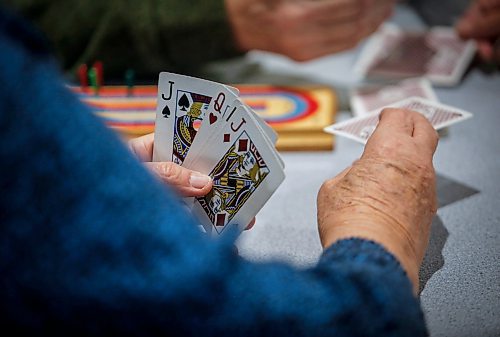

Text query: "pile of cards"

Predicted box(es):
[153, 72, 285, 236]
[325, 96, 473, 144]
[354, 24, 477, 86]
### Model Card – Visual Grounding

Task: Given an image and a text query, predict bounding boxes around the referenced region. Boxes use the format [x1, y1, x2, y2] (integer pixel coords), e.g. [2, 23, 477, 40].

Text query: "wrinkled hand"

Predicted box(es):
[317, 109, 438, 292]
[225, 0, 395, 61]
[456, 0, 500, 63]
[128, 133, 255, 230]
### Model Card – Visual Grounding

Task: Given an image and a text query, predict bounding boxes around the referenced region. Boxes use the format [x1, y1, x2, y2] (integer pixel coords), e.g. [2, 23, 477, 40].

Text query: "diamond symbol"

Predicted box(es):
[223, 134, 230, 143]
[238, 139, 248, 152]
[216, 213, 226, 227]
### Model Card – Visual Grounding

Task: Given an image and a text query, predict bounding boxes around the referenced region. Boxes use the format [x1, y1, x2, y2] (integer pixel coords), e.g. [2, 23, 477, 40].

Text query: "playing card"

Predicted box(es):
[153, 72, 238, 165]
[189, 105, 285, 236]
[350, 78, 438, 116]
[233, 100, 279, 146]
[424, 27, 477, 85]
[183, 98, 281, 169]
[355, 24, 476, 86]
[182, 92, 241, 168]
[237, 103, 283, 168]
[366, 28, 434, 78]
[324, 96, 473, 144]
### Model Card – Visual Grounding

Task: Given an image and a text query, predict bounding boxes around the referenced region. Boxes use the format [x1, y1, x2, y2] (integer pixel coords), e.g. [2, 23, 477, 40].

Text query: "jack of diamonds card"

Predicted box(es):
[189, 105, 285, 236]
[153, 72, 238, 165]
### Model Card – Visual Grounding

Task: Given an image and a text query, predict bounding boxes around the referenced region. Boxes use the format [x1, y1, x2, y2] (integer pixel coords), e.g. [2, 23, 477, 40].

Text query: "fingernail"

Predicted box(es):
[189, 173, 211, 189]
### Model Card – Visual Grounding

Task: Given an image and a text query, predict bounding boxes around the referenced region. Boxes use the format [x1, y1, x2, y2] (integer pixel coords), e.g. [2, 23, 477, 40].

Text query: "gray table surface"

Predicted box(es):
[226, 5, 500, 337]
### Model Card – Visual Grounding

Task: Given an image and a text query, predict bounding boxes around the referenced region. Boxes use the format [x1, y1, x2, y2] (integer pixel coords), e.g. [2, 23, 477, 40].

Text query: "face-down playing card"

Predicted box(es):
[369, 32, 435, 78]
[350, 78, 437, 117]
[324, 96, 473, 144]
[153, 72, 238, 165]
[355, 25, 476, 86]
[189, 105, 285, 235]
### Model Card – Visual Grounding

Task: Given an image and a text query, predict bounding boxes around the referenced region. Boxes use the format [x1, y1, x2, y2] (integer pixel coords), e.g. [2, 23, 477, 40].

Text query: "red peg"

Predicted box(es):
[93, 61, 104, 87]
[77, 64, 88, 88]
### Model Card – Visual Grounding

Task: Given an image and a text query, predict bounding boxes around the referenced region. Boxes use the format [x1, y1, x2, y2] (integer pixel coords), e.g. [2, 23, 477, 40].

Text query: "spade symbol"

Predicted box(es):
[162, 105, 171, 118]
[178, 94, 190, 111]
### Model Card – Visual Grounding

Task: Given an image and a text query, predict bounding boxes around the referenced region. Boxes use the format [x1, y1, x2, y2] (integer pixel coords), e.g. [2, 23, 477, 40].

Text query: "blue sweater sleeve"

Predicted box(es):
[0, 10, 427, 337]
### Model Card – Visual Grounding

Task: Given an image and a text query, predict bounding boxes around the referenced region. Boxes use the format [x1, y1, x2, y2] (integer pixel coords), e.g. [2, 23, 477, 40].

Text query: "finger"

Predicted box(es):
[376, 108, 415, 136]
[279, 8, 375, 61]
[456, 3, 482, 38]
[362, 108, 414, 155]
[363, 0, 394, 20]
[479, 0, 500, 10]
[314, 1, 391, 39]
[244, 217, 256, 231]
[306, 18, 360, 43]
[475, 38, 500, 63]
[410, 112, 439, 155]
[476, 39, 495, 60]
[321, 0, 394, 40]
[456, 8, 500, 39]
[292, 34, 358, 61]
[128, 133, 155, 162]
[359, 2, 394, 35]
[144, 162, 212, 197]
[300, 0, 362, 23]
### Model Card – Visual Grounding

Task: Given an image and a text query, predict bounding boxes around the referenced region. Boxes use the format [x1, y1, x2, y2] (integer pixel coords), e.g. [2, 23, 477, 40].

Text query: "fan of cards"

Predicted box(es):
[354, 24, 477, 86]
[325, 95, 473, 144]
[153, 72, 285, 236]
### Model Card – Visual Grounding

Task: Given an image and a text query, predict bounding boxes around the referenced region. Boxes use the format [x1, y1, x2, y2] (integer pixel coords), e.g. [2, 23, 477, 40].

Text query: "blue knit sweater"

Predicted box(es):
[0, 9, 426, 336]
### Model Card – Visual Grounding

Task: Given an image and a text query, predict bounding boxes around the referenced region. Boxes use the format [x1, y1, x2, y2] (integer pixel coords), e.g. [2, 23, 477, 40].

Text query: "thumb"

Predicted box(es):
[144, 162, 212, 197]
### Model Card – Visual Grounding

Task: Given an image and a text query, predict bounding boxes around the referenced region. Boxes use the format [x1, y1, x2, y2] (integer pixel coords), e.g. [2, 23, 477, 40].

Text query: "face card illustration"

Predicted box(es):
[170, 91, 212, 165]
[350, 78, 438, 116]
[183, 92, 240, 169]
[325, 96, 472, 144]
[153, 72, 237, 165]
[197, 132, 269, 233]
[189, 106, 285, 235]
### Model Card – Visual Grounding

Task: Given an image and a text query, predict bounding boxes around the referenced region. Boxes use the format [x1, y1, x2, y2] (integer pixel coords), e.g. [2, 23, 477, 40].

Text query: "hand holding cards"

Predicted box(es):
[154, 72, 285, 236]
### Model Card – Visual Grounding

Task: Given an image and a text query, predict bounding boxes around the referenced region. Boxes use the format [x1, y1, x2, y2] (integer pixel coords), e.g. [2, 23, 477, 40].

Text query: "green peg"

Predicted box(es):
[125, 69, 135, 97]
[88, 67, 99, 96]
